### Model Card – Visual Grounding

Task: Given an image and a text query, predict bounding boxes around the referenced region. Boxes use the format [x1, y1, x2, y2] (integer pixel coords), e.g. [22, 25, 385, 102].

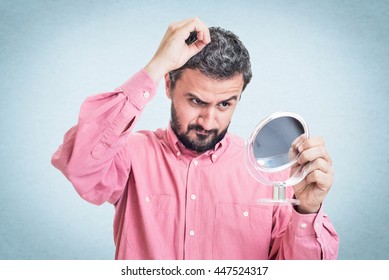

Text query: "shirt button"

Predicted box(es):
[191, 194, 197, 200]
[145, 196, 150, 203]
[300, 223, 307, 229]
[243, 211, 249, 217]
[176, 151, 181, 157]
[189, 230, 195, 236]
[193, 160, 198, 166]
[211, 154, 217, 161]
[143, 91, 150, 99]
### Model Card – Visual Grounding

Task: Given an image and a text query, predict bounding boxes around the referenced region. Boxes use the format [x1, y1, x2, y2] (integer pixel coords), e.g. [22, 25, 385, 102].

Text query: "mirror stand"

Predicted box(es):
[257, 182, 300, 205]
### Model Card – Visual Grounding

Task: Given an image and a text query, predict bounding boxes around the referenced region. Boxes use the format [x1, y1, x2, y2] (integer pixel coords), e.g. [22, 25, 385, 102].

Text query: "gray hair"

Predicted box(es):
[168, 27, 252, 92]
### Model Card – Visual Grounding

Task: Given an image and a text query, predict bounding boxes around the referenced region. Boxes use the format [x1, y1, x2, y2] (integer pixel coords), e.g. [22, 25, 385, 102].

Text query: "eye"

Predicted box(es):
[191, 98, 204, 106]
[219, 101, 231, 110]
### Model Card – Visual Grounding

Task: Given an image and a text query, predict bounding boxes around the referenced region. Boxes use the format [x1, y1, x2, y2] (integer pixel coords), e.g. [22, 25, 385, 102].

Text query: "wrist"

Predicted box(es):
[144, 59, 168, 84]
[295, 204, 320, 214]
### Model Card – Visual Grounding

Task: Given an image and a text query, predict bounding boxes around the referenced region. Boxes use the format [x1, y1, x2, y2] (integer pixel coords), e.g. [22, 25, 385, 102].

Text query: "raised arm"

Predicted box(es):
[51, 18, 211, 205]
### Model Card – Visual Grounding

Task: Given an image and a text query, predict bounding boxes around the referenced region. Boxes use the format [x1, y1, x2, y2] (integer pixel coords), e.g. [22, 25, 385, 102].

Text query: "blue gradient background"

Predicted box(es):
[0, 0, 388, 259]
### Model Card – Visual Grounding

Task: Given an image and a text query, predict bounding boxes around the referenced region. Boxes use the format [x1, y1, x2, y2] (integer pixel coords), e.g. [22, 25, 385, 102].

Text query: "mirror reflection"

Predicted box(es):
[253, 116, 305, 169]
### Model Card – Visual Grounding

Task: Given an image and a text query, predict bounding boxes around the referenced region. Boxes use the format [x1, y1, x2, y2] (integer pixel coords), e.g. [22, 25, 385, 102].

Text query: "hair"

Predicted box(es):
[168, 27, 252, 92]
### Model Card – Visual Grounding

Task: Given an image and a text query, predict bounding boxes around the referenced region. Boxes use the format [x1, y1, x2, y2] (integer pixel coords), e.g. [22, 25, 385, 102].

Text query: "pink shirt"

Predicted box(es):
[51, 69, 339, 260]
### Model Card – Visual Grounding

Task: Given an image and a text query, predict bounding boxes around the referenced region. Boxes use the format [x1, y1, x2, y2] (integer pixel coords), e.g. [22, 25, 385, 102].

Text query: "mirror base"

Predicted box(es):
[257, 198, 300, 206]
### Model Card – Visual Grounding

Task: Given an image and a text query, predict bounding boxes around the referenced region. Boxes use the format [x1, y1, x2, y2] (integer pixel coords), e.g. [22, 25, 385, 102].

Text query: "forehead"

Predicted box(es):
[175, 69, 244, 100]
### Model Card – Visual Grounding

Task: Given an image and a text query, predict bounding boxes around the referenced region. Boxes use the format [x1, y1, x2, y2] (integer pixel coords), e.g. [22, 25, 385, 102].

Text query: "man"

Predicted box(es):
[52, 17, 339, 259]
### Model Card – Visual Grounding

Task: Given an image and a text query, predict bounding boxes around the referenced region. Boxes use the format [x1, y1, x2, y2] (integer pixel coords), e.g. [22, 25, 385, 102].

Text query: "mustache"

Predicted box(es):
[188, 124, 218, 135]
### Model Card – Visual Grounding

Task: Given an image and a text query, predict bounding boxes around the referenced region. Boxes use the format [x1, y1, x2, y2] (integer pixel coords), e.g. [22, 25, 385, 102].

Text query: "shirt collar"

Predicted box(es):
[166, 122, 229, 162]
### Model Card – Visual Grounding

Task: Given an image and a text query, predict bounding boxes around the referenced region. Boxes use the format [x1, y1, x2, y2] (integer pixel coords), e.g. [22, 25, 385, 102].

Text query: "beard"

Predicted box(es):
[170, 103, 229, 153]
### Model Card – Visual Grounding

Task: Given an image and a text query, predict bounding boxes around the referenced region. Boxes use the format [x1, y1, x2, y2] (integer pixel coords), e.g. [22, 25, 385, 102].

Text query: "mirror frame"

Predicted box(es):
[246, 111, 310, 174]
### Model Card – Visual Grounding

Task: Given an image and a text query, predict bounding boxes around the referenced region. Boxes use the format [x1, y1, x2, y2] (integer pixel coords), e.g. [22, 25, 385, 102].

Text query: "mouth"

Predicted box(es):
[195, 129, 210, 136]
[188, 124, 217, 140]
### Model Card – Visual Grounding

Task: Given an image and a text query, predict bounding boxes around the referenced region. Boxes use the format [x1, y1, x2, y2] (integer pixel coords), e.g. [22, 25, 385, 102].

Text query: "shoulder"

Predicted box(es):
[226, 133, 245, 149]
[222, 133, 246, 159]
[127, 128, 166, 144]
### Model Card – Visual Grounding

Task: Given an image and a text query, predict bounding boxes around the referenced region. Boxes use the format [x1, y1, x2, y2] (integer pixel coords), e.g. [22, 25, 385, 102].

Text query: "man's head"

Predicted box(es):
[169, 27, 252, 92]
[165, 27, 252, 153]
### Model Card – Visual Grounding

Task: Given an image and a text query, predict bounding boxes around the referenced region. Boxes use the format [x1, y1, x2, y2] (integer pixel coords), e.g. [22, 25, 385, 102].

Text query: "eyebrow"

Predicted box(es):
[185, 93, 239, 104]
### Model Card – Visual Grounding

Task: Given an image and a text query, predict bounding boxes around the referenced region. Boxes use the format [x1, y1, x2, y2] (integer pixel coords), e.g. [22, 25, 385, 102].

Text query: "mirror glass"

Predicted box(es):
[245, 112, 310, 205]
[253, 116, 304, 169]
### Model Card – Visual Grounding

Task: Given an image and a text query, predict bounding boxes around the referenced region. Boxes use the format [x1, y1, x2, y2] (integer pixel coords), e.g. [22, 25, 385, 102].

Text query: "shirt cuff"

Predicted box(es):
[116, 69, 158, 111]
[291, 204, 325, 237]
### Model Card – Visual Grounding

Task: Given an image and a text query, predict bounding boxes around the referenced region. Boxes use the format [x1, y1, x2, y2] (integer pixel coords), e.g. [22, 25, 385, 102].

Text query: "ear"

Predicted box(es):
[164, 73, 172, 100]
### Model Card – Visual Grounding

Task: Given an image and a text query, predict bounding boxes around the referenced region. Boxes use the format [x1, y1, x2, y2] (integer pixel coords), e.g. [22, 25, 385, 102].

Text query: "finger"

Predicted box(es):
[197, 26, 211, 44]
[180, 17, 211, 44]
[297, 137, 325, 153]
[191, 40, 208, 54]
[305, 170, 333, 190]
[309, 158, 331, 174]
[297, 145, 332, 165]
[172, 17, 202, 29]
[291, 134, 307, 150]
[290, 134, 308, 161]
[191, 20, 211, 44]
[166, 17, 209, 46]
[288, 146, 298, 161]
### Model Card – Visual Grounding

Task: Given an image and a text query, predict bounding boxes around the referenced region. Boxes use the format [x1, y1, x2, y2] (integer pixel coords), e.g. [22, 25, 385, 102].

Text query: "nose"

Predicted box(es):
[198, 107, 216, 131]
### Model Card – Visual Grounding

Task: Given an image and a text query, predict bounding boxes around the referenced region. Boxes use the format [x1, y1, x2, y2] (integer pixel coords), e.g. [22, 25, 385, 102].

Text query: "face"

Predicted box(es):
[165, 69, 244, 153]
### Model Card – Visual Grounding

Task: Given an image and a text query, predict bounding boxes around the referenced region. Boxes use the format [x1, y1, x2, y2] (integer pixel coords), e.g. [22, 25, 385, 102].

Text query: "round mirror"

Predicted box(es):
[245, 112, 311, 205]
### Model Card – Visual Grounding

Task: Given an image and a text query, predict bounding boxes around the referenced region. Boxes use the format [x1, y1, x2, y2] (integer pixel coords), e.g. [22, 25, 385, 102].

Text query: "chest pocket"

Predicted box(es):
[212, 203, 273, 259]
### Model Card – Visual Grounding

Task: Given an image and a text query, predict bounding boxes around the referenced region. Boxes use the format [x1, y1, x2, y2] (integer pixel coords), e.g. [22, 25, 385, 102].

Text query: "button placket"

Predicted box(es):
[184, 158, 201, 258]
